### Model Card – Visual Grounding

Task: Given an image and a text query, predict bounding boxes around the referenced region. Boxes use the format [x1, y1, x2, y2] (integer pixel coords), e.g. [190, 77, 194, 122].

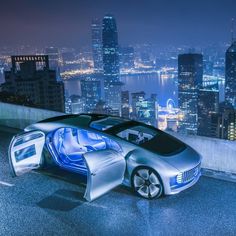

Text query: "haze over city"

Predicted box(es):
[0, 0, 236, 48]
[0, 0, 235, 141]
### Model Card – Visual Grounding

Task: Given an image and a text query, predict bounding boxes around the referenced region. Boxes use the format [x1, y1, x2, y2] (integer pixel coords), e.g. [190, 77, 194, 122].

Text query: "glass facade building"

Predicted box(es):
[197, 87, 219, 137]
[225, 41, 236, 109]
[131, 92, 158, 127]
[2, 55, 65, 112]
[178, 53, 203, 135]
[121, 90, 130, 118]
[91, 19, 103, 72]
[80, 77, 101, 113]
[102, 14, 121, 115]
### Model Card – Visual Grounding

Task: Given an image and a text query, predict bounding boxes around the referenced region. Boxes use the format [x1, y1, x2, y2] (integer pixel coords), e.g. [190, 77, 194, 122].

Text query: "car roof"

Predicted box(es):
[38, 113, 107, 123]
[37, 113, 129, 129]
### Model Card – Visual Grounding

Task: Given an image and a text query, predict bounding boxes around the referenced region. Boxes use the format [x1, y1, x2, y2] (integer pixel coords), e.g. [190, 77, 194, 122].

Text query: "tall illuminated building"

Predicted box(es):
[225, 41, 236, 109]
[102, 14, 122, 116]
[45, 47, 61, 80]
[131, 91, 145, 119]
[226, 110, 236, 140]
[121, 90, 130, 118]
[91, 19, 103, 72]
[2, 55, 65, 112]
[80, 77, 101, 113]
[211, 104, 236, 141]
[70, 95, 85, 114]
[131, 92, 158, 127]
[197, 87, 219, 137]
[178, 53, 203, 135]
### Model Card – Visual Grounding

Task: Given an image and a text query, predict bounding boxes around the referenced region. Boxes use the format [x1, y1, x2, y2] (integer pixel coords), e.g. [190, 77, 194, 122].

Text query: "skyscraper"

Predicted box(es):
[197, 87, 219, 137]
[225, 41, 236, 109]
[80, 77, 101, 113]
[131, 91, 145, 119]
[178, 53, 203, 135]
[69, 95, 85, 114]
[211, 104, 236, 141]
[91, 19, 103, 72]
[45, 47, 61, 80]
[2, 55, 65, 112]
[102, 14, 122, 115]
[121, 90, 130, 118]
[131, 92, 158, 127]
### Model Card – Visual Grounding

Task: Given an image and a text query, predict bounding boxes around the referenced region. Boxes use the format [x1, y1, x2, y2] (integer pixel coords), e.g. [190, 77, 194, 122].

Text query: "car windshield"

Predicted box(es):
[116, 124, 186, 156]
[90, 117, 129, 131]
[116, 125, 158, 145]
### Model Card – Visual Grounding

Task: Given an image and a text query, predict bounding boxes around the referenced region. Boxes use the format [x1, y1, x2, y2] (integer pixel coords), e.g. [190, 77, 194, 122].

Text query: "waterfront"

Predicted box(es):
[64, 71, 178, 107]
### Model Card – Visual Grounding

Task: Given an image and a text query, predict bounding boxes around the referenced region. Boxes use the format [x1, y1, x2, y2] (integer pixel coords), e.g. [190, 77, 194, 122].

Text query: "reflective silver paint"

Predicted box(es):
[22, 116, 202, 199]
[83, 149, 125, 201]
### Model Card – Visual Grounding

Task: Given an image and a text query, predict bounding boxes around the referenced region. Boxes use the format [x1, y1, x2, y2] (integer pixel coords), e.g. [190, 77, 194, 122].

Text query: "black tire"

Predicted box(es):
[131, 167, 163, 199]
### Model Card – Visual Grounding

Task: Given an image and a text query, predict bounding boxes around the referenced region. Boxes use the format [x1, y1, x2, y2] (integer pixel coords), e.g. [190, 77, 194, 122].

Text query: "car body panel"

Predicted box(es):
[83, 149, 126, 201]
[162, 146, 201, 172]
[9, 114, 202, 200]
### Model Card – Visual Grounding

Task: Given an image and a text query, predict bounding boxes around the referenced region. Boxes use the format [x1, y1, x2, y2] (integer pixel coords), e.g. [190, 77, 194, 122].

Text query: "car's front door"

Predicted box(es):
[83, 149, 126, 202]
[9, 131, 45, 176]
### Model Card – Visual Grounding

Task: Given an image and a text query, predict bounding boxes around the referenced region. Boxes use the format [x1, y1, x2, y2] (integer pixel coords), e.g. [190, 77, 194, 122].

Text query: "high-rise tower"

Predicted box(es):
[178, 53, 203, 135]
[91, 19, 103, 72]
[102, 14, 122, 115]
[225, 41, 236, 109]
[2, 55, 65, 112]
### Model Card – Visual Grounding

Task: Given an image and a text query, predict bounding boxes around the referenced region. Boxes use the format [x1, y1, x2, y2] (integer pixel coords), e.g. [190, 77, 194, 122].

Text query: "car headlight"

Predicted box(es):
[176, 172, 183, 184]
[170, 172, 183, 187]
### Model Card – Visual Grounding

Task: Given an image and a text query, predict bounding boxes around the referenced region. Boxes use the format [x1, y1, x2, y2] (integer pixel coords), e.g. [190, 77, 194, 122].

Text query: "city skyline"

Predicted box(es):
[0, 10, 235, 140]
[0, 0, 236, 48]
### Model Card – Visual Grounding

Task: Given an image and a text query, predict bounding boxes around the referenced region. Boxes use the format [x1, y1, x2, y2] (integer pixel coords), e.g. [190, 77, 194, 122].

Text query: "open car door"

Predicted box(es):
[83, 149, 126, 202]
[9, 131, 45, 177]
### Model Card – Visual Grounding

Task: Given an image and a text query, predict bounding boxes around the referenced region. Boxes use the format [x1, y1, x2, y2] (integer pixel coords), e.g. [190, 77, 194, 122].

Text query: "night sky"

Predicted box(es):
[0, 0, 235, 48]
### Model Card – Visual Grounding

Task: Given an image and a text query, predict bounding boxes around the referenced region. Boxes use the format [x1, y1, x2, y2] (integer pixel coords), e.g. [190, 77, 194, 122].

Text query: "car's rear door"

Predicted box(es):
[83, 149, 126, 201]
[9, 131, 45, 176]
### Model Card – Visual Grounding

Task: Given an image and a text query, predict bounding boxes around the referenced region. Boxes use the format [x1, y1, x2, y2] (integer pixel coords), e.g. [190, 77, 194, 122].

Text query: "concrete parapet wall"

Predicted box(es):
[0, 102, 64, 130]
[170, 132, 236, 174]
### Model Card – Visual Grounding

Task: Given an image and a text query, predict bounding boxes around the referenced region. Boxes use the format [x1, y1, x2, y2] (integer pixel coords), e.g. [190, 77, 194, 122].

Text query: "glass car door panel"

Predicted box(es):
[9, 131, 45, 176]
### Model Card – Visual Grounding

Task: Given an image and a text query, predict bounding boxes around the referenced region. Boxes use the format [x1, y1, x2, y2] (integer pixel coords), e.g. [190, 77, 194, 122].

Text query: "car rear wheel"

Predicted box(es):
[132, 167, 163, 199]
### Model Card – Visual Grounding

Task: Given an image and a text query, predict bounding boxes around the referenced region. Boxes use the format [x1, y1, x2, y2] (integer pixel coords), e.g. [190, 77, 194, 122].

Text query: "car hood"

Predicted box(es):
[161, 146, 201, 172]
[140, 132, 187, 156]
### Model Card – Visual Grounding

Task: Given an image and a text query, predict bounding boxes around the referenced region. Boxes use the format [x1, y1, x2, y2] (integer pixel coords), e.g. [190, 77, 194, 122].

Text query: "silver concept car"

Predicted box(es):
[9, 114, 201, 202]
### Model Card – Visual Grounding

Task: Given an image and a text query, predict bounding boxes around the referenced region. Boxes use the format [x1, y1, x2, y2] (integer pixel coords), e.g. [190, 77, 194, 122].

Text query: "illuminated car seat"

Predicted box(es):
[60, 128, 87, 162]
[77, 130, 106, 151]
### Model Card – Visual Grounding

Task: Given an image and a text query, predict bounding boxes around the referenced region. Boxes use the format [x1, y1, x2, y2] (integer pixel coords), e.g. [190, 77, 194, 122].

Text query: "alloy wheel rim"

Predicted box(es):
[133, 168, 161, 198]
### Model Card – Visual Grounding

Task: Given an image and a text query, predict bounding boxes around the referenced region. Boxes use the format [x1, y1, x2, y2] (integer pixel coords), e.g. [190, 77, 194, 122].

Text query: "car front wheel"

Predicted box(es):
[132, 167, 163, 199]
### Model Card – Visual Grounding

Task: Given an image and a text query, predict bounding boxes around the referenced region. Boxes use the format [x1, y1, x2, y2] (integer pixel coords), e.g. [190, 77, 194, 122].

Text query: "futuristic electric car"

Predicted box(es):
[9, 114, 202, 201]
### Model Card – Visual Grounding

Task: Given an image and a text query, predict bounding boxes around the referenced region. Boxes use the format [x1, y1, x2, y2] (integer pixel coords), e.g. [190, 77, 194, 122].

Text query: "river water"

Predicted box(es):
[63, 71, 225, 108]
[64, 72, 178, 107]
